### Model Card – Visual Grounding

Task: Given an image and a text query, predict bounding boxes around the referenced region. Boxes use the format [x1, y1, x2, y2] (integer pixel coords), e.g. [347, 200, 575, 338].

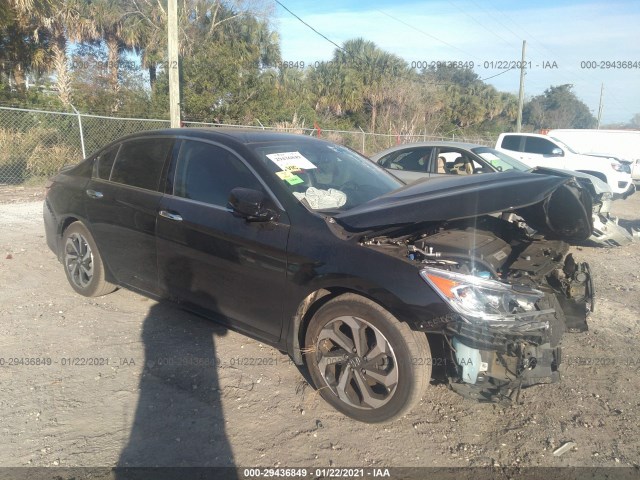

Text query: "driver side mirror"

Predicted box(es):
[550, 147, 564, 157]
[228, 187, 276, 222]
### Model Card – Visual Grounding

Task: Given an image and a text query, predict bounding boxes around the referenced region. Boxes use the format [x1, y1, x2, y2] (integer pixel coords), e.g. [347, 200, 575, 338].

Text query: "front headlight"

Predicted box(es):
[420, 267, 544, 323]
[611, 162, 624, 172]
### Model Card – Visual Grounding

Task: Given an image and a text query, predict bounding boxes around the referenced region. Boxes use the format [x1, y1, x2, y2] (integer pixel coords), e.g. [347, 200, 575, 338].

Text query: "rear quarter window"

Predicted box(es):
[500, 135, 521, 152]
[110, 138, 173, 191]
[380, 147, 433, 172]
[93, 145, 120, 180]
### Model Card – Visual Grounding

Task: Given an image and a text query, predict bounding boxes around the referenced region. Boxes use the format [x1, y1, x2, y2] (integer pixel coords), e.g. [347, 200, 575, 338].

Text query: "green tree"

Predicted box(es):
[0, 1, 50, 93]
[89, 0, 149, 112]
[70, 45, 151, 116]
[334, 38, 410, 132]
[523, 84, 597, 129]
[628, 113, 640, 128]
[13, 0, 96, 105]
[152, 5, 281, 123]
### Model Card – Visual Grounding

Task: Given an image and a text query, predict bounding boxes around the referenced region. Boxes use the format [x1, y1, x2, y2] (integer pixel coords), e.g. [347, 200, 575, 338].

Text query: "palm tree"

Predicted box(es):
[8, 0, 97, 105]
[334, 38, 409, 133]
[91, 0, 124, 109]
[118, 0, 166, 89]
[2, 0, 51, 93]
[308, 61, 346, 116]
[45, 0, 97, 106]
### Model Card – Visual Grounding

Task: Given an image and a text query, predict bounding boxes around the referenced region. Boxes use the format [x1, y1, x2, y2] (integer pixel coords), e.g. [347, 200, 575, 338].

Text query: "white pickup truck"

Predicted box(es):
[546, 129, 640, 185]
[495, 132, 635, 199]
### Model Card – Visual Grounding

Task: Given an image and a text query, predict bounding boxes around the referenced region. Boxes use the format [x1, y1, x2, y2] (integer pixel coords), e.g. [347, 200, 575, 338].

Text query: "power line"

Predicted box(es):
[376, 10, 480, 61]
[481, 67, 517, 82]
[274, 0, 345, 54]
[374, 10, 518, 83]
[472, 1, 603, 90]
[276, 2, 519, 90]
[444, 0, 514, 51]
[456, 0, 634, 120]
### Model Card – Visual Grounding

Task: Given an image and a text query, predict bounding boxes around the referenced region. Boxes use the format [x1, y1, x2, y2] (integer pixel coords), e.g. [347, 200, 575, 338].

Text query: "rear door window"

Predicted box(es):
[500, 135, 522, 152]
[110, 138, 173, 191]
[173, 140, 263, 207]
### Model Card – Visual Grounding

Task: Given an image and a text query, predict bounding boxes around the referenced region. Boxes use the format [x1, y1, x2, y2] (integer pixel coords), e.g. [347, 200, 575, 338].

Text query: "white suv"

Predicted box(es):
[496, 133, 635, 199]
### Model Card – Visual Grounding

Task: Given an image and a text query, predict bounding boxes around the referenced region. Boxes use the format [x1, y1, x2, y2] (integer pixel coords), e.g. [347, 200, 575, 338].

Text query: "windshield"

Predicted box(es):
[249, 140, 402, 211]
[471, 146, 532, 172]
[550, 137, 579, 154]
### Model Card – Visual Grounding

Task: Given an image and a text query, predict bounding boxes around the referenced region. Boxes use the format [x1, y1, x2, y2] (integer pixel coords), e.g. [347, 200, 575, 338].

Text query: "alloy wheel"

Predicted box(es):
[64, 232, 94, 289]
[314, 315, 399, 410]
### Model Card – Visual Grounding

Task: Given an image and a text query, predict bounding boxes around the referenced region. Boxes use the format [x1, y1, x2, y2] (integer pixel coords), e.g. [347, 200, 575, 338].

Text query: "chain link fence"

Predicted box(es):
[0, 106, 171, 184]
[0, 106, 496, 184]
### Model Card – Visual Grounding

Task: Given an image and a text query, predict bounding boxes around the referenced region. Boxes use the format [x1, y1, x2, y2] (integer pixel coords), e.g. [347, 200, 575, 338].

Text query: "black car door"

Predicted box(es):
[84, 137, 174, 294]
[156, 139, 290, 342]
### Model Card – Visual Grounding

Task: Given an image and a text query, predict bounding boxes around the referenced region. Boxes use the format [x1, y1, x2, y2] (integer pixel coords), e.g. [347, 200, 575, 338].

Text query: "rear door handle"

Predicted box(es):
[159, 210, 183, 222]
[86, 189, 103, 199]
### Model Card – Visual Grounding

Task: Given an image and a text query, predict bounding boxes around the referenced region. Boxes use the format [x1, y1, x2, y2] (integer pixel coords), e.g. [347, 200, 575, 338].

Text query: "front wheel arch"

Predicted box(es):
[290, 286, 424, 366]
[303, 292, 432, 422]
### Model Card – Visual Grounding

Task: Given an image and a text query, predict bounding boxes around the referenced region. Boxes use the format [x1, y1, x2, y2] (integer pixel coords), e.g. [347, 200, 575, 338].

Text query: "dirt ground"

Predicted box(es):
[1, 184, 640, 471]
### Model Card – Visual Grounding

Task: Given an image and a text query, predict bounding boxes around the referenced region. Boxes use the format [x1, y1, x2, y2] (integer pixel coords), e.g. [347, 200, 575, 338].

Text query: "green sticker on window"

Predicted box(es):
[285, 174, 304, 185]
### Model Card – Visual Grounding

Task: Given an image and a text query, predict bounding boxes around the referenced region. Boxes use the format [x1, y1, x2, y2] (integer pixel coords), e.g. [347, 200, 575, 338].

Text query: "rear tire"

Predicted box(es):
[62, 221, 116, 297]
[304, 293, 431, 423]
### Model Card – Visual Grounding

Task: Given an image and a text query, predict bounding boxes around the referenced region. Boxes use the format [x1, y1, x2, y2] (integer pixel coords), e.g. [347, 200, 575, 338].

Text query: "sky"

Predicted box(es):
[272, 0, 640, 124]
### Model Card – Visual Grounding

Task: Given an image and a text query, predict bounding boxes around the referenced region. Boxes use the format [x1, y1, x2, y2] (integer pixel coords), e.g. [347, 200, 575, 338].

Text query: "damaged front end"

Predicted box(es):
[366, 218, 594, 403]
[335, 171, 596, 403]
[422, 265, 569, 403]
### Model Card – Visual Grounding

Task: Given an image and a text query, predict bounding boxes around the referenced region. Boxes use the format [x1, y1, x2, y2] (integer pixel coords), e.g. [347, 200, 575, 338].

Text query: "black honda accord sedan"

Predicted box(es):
[44, 128, 594, 422]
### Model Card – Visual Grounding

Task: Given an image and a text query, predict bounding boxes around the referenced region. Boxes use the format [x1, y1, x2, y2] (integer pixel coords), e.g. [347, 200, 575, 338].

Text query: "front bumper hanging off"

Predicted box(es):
[445, 267, 593, 404]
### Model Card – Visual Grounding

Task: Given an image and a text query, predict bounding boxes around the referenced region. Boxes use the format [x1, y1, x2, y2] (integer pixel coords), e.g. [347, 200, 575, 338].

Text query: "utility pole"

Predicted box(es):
[597, 83, 604, 129]
[516, 40, 526, 132]
[168, 0, 180, 128]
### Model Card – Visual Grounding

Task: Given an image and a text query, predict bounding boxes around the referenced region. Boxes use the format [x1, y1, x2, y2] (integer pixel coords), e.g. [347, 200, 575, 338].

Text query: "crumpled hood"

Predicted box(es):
[334, 171, 593, 241]
[531, 166, 611, 195]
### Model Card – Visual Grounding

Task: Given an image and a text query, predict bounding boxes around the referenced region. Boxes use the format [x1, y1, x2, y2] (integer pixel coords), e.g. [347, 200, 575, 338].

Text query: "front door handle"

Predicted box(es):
[86, 189, 103, 199]
[159, 210, 183, 222]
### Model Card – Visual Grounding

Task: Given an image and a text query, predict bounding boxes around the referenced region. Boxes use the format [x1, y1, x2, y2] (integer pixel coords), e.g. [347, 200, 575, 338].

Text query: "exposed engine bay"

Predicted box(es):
[363, 214, 594, 403]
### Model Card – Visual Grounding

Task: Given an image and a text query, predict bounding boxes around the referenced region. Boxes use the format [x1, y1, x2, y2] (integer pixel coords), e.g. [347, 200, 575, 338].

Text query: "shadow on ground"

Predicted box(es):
[117, 262, 237, 477]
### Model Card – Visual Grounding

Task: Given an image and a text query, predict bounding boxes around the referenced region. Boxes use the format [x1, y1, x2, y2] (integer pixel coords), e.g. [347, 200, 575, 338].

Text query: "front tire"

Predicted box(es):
[62, 221, 116, 297]
[304, 293, 432, 423]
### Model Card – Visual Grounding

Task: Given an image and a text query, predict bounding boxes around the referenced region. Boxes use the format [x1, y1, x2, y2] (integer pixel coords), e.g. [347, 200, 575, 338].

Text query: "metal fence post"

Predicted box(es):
[358, 126, 365, 154]
[70, 104, 86, 159]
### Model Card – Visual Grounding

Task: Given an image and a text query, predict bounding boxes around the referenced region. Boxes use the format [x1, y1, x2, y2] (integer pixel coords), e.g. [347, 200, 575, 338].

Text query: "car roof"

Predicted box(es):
[370, 141, 487, 160]
[501, 132, 547, 138]
[94, 128, 320, 154]
[169, 127, 316, 143]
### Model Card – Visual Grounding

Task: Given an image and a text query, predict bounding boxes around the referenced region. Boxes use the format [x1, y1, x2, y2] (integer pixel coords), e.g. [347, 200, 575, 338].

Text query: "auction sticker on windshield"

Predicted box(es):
[275, 170, 304, 185]
[266, 151, 317, 171]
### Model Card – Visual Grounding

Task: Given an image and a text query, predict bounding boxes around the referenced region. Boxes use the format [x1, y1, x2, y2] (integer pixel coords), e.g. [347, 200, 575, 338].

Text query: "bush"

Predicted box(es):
[26, 143, 80, 178]
[0, 127, 81, 183]
[0, 129, 27, 183]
